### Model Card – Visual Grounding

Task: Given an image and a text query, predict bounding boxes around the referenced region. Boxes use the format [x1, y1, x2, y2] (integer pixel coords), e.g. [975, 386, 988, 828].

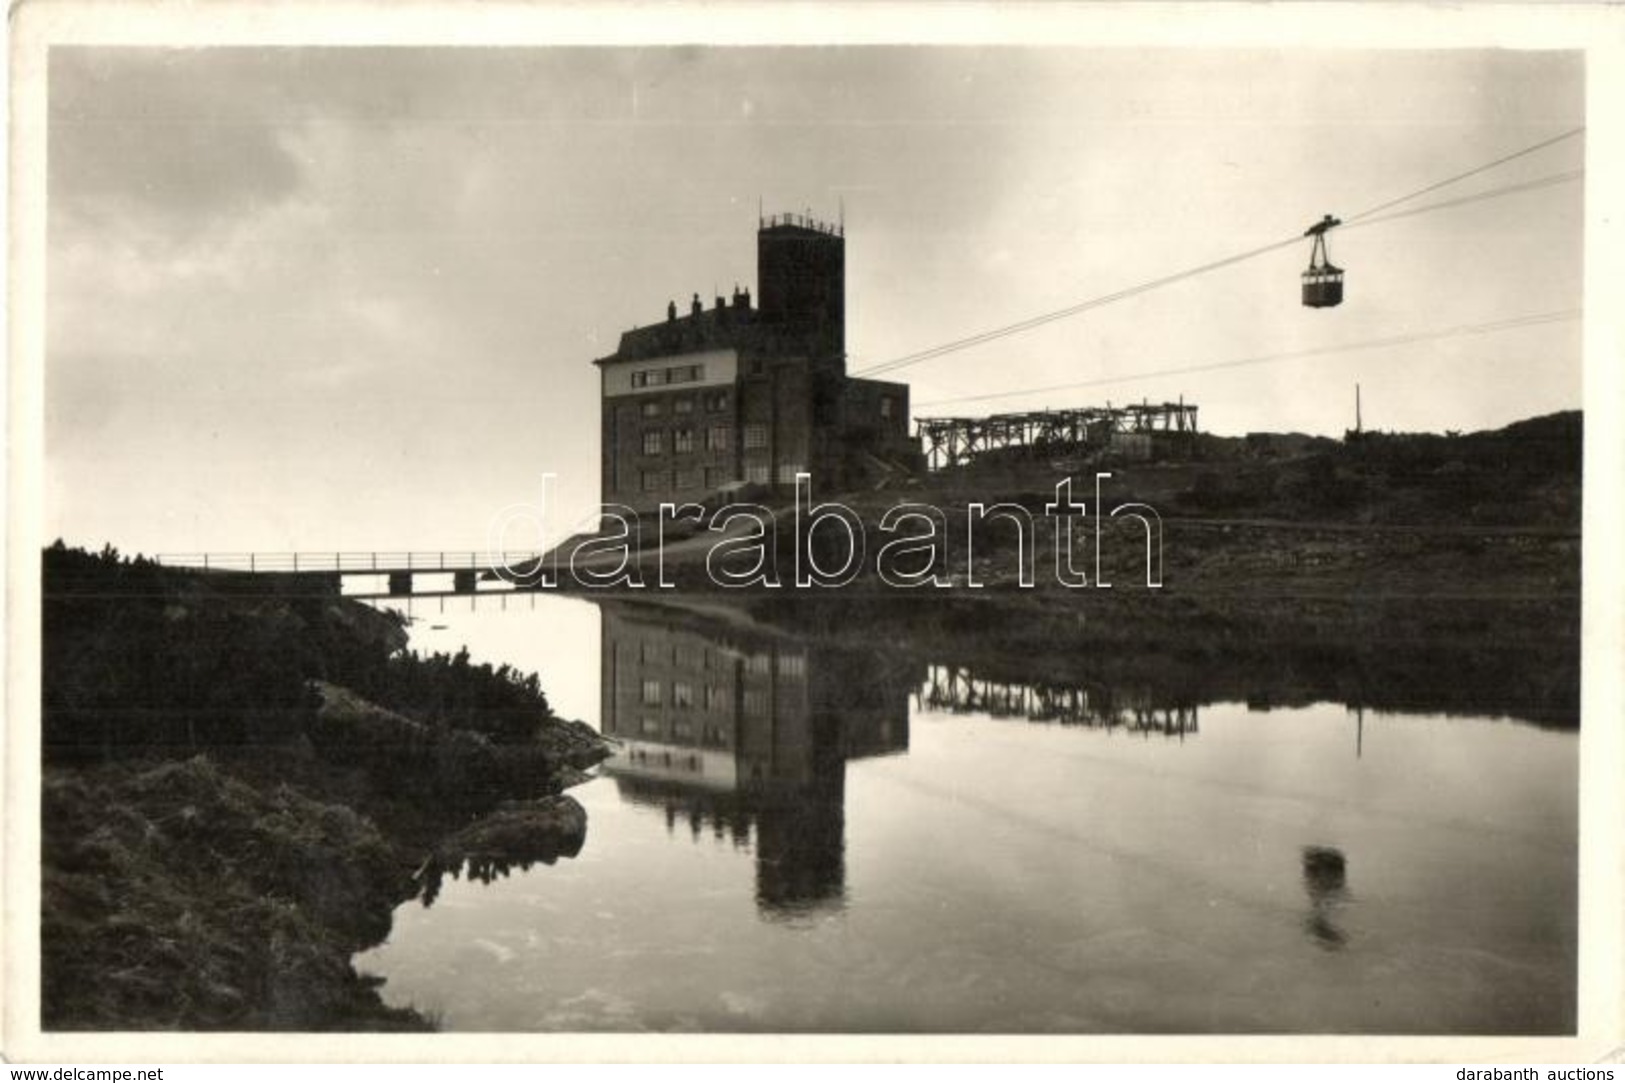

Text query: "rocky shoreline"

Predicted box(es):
[40, 544, 611, 1030]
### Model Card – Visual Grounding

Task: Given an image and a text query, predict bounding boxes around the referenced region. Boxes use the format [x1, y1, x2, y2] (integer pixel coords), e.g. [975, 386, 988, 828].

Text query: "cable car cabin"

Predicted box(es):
[1303, 264, 1344, 307]
[1302, 214, 1344, 309]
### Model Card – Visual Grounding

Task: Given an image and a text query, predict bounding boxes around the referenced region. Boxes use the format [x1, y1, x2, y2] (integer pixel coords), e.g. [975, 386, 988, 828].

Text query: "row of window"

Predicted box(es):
[627, 374, 898, 421]
[635, 718, 733, 748]
[640, 426, 734, 456]
[637, 664, 806, 710]
[641, 642, 714, 668]
[639, 423, 770, 458]
[635, 649, 807, 676]
[642, 680, 730, 709]
[631, 363, 706, 389]
[641, 466, 733, 492]
[641, 690, 771, 720]
[639, 391, 730, 418]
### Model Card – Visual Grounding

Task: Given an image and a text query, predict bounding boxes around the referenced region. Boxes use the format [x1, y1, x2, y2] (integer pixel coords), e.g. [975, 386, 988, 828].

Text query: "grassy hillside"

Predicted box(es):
[921, 410, 1581, 529]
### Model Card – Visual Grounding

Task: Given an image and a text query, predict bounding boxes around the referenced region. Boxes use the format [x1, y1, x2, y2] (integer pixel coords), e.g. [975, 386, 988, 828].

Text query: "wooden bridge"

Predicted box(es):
[153, 551, 546, 597]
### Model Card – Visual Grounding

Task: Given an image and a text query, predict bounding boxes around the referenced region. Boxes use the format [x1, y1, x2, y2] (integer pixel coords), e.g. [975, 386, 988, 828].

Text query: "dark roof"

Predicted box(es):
[597, 305, 762, 366]
[594, 301, 835, 366]
[846, 375, 909, 395]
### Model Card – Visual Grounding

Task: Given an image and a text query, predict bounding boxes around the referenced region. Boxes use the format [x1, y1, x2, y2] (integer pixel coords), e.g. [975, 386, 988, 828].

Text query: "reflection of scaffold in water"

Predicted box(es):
[917, 664, 1200, 738]
[915, 400, 1199, 471]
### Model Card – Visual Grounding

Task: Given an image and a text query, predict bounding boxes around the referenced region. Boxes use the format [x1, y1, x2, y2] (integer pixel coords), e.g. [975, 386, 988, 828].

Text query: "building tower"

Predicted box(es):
[756, 213, 845, 366]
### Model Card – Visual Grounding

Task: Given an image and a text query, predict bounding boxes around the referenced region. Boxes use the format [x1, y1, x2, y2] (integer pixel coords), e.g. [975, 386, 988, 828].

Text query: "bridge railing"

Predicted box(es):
[153, 552, 544, 574]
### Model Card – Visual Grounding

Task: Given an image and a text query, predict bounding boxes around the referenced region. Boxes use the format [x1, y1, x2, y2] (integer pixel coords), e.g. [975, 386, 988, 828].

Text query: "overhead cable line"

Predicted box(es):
[850, 233, 1304, 378]
[849, 128, 1585, 380]
[1343, 126, 1584, 222]
[1342, 169, 1582, 231]
[912, 308, 1581, 411]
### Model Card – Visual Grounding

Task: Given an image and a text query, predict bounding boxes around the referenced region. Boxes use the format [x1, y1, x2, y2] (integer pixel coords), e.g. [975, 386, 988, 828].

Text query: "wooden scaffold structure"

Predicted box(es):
[914, 400, 1200, 471]
[916, 664, 1200, 738]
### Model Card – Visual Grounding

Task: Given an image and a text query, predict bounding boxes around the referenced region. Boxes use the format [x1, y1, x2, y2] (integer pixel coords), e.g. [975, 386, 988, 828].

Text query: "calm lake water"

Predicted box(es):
[353, 592, 1577, 1034]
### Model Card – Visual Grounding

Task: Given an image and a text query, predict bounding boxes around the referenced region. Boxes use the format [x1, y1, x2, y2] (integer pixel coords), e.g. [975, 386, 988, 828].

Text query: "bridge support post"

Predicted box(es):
[453, 570, 477, 594]
[388, 572, 413, 597]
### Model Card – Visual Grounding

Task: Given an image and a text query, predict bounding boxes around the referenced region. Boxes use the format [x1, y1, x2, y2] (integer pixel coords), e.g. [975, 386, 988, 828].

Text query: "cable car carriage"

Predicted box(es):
[1302, 214, 1344, 308]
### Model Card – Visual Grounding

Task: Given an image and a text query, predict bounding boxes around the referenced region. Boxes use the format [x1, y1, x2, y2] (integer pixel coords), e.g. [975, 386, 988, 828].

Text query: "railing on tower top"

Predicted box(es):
[759, 212, 843, 237]
[152, 552, 543, 574]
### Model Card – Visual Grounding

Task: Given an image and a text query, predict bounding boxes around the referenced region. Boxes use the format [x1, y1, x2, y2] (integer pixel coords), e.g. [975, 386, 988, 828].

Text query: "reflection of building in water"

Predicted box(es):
[599, 603, 913, 916]
[918, 664, 1200, 738]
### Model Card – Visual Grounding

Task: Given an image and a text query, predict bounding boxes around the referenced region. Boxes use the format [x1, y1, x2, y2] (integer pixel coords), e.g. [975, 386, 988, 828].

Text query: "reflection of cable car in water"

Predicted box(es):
[1302, 214, 1344, 308]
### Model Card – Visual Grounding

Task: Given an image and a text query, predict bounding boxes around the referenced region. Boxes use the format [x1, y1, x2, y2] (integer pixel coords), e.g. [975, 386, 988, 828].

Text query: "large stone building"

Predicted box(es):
[594, 213, 917, 511]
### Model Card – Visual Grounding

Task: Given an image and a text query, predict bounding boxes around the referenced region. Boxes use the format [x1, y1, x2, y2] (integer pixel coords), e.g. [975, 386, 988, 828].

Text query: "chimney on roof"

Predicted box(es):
[733, 286, 750, 309]
[691, 293, 702, 317]
[667, 300, 676, 322]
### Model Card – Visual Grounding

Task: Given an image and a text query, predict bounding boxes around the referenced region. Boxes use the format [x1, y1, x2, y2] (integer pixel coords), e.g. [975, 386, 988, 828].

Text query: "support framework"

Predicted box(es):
[914, 401, 1199, 471]
[917, 664, 1200, 736]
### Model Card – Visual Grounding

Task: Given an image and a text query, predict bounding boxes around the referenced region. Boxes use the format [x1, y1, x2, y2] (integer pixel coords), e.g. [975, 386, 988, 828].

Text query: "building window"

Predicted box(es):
[745, 464, 770, 485]
[641, 399, 662, 418]
[879, 395, 895, 419]
[705, 391, 729, 412]
[674, 468, 698, 490]
[705, 685, 726, 710]
[673, 428, 695, 454]
[749, 359, 766, 376]
[745, 654, 771, 676]
[742, 690, 768, 717]
[641, 680, 662, 706]
[674, 681, 694, 708]
[776, 463, 804, 484]
[640, 717, 661, 736]
[704, 466, 729, 488]
[706, 426, 730, 452]
[640, 469, 665, 492]
[777, 654, 806, 678]
[743, 424, 768, 450]
[674, 397, 694, 415]
[673, 719, 693, 740]
[642, 430, 663, 455]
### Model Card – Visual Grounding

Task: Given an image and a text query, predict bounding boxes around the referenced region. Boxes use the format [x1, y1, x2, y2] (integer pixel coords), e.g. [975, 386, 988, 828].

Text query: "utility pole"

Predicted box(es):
[1355, 383, 1363, 435]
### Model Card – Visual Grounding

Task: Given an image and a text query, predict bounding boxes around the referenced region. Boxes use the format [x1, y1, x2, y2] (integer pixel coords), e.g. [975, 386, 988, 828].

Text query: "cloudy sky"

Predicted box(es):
[45, 46, 1583, 553]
